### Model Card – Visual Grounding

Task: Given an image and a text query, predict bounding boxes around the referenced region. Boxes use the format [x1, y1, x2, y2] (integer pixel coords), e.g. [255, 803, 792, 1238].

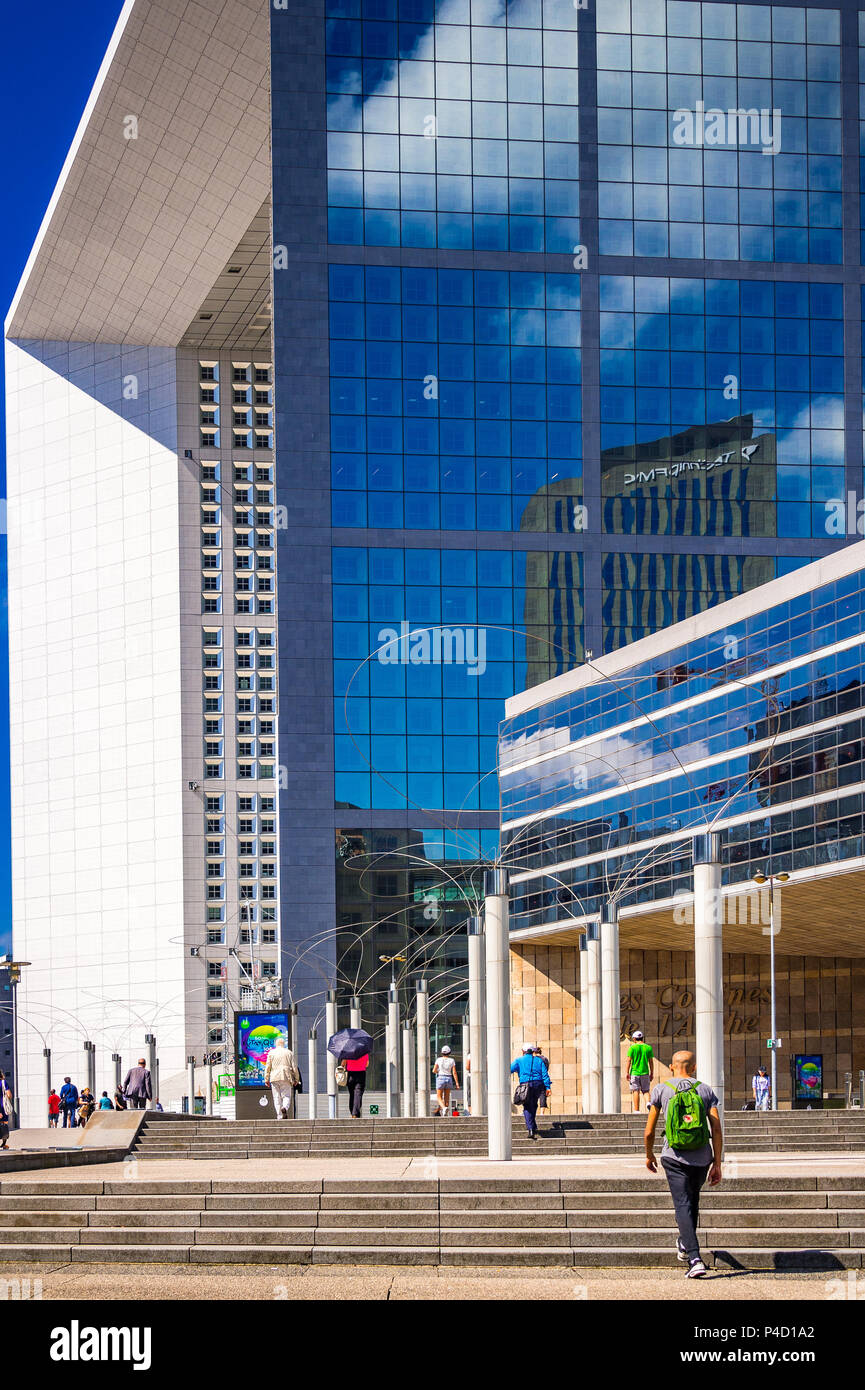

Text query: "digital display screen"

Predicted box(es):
[235, 1011, 289, 1089]
[793, 1054, 823, 1102]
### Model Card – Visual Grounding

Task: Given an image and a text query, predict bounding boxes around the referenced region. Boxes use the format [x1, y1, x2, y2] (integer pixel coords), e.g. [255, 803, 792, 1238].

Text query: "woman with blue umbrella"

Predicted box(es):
[328, 1027, 373, 1119]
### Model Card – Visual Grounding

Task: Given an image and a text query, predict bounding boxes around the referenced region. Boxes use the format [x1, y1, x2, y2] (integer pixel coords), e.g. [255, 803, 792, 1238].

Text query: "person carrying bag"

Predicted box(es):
[510, 1045, 552, 1140]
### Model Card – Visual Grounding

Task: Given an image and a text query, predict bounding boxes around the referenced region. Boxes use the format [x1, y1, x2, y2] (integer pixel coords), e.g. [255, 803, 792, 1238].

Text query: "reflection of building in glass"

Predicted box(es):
[500, 543, 865, 1109]
[602, 416, 778, 537]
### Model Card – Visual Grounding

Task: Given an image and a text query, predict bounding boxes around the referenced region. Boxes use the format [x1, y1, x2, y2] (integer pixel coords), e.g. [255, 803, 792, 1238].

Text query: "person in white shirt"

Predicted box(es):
[433, 1045, 460, 1117]
[264, 1038, 300, 1119]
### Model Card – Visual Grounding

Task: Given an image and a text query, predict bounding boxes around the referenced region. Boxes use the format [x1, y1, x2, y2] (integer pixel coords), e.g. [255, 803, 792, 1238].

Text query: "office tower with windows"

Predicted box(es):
[7, 0, 865, 1107]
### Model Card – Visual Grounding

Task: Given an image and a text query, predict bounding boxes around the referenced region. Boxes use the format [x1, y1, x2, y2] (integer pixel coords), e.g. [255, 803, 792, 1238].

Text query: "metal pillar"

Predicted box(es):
[415, 980, 430, 1117]
[860, 1070, 865, 1111]
[461, 1022, 470, 1114]
[307, 1030, 318, 1120]
[206, 1056, 213, 1116]
[349, 996, 361, 1029]
[600, 904, 621, 1113]
[145, 1033, 156, 1109]
[484, 867, 511, 1161]
[386, 986, 400, 1118]
[401, 1025, 415, 1117]
[467, 915, 486, 1117]
[44, 1048, 52, 1112]
[579, 940, 590, 1114]
[584, 923, 602, 1114]
[111, 1053, 121, 1092]
[326, 990, 338, 1119]
[83, 1041, 96, 1098]
[693, 833, 724, 1111]
[187, 1055, 195, 1115]
[288, 1004, 298, 1117]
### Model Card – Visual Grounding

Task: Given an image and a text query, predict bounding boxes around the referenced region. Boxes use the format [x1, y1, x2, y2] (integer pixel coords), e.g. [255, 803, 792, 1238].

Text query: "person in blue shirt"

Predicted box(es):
[59, 1078, 79, 1129]
[511, 1045, 552, 1140]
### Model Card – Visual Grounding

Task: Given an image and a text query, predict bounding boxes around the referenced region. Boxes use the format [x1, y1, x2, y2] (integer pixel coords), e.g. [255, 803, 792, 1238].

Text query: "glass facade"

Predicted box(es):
[272, 0, 862, 1047]
[501, 559, 865, 931]
[326, 0, 580, 253]
[598, 0, 842, 264]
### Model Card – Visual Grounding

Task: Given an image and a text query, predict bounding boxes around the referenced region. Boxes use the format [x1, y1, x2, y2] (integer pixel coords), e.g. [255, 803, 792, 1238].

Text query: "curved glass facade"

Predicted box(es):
[500, 556, 865, 931]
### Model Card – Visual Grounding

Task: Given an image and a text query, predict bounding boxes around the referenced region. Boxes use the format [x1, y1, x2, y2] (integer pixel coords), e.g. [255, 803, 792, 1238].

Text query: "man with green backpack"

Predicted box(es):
[644, 1050, 723, 1279]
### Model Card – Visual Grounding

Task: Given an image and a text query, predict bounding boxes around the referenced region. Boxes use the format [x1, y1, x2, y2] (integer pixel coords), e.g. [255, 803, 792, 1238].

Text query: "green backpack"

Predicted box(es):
[663, 1080, 710, 1149]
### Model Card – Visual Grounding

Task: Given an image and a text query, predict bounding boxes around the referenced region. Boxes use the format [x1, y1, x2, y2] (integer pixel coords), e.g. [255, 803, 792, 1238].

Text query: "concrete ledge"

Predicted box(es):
[0, 1148, 125, 1174]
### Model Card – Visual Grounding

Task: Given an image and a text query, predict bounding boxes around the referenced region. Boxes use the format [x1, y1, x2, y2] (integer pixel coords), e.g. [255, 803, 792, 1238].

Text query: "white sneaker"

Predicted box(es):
[676, 1238, 688, 1263]
[686, 1258, 707, 1278]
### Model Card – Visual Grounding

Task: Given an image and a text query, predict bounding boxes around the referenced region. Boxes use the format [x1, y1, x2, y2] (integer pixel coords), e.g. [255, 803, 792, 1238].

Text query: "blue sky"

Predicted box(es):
[1, 1, 126, 952]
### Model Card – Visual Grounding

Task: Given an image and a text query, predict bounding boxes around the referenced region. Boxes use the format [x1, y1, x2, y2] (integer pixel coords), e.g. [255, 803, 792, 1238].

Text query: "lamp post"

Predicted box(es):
[0, 958, 31, 1127]
[753, 870, 789, 1112]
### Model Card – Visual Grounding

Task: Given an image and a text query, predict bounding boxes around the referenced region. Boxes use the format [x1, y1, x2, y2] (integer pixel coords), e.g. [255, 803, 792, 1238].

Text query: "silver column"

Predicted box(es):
[307, 1030, 318, 1121]
[461, 1021, 471, 1115]
[415, 979, 430, 1117]
[145, 1033, 157, 1110]
[585, 923, 602, 1114]
[349, 996, 361, 1029]
[187, 1055, 195, 1115]
[44, 1048, 52, 1112]
[484, 867, 512, 1161]
[401, 1025, 415, 1117]
[386, 986, 400, 1117]
[467, 915, 486, 1117]
[579, 939, 590, 1113]
[600, 904, 621, 1113]
[326, 990, 338, 1119]
[206, 1056, 213, 1116]
[693, 832, 724, 1112]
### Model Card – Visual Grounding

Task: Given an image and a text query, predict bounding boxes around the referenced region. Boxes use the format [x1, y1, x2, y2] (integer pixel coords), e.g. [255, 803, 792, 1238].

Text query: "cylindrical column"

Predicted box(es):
[415, 980, 430, 1117]
[693, 832, 724, 1112]
[386, 987, 400, 1118]
[585, 923, 602, 1114]
[484, 866, 512, 1161]
[44, 1047, 52, 1112]
[467, 915, 486, 1117]
[860, 1070, 865, 1111]
[349, 996, 361, 1029]
[145, 1033, 156, 1110]
[326, 990, 338, 1119]
[288, 1004, 298, 1118]
[111, 1053, 121, 1092]
[461, 1022, 470, 1115]
[600, 905, 621, 1114]
[307, 1030, 318, 1121]
[401, 1025, 415, 1117]
[206, 1056, 213, 1116]
[187, 1055, 195, 1115]
[579, 940, 590, 1114]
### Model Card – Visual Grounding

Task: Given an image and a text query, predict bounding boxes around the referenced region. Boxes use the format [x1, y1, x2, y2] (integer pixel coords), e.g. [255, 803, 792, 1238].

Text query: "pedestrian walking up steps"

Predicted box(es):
[1, 1175, 864, 1269]
[131, 1110, 865, 1160]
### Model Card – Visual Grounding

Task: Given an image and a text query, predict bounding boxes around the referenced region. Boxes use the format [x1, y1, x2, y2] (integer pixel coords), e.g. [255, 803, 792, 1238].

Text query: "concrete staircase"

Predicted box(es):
[131, 1110, 865, 1160]
[0, 1175, 863, 1269]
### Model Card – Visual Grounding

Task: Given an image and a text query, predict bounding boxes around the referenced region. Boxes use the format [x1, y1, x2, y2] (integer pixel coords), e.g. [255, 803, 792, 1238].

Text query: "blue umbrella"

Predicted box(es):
[327, 1027, 373, 1061]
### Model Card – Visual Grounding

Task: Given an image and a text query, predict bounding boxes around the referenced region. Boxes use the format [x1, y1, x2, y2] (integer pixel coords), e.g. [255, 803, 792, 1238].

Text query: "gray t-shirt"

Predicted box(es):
[649, 1078, 718, 1167]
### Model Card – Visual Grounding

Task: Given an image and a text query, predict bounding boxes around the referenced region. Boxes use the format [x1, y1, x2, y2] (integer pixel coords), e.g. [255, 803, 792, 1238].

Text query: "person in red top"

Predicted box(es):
[345, 1053, 369, 1119]
[47, 1089, 61, 1128]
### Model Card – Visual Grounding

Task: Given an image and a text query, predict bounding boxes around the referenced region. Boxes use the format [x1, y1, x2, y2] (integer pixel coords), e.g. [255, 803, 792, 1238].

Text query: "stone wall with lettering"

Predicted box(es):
[511, 944, 865, 1111]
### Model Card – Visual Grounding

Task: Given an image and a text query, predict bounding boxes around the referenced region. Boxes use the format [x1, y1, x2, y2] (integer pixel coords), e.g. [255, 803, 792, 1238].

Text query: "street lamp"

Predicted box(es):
[0, 957, 31, 1128]
[752, 870, 790, 1112]
[379, 953, 406, 989]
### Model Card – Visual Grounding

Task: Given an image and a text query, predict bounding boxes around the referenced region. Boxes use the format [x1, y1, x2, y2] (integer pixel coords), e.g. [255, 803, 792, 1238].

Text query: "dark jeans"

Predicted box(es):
[60, 1104, 77, 1128]
[521, 1082, 546, 1134]
[661, 1156, 710, 1261]
[347, 1074, 365, 1118]
[128, 1096, 147, 1110]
